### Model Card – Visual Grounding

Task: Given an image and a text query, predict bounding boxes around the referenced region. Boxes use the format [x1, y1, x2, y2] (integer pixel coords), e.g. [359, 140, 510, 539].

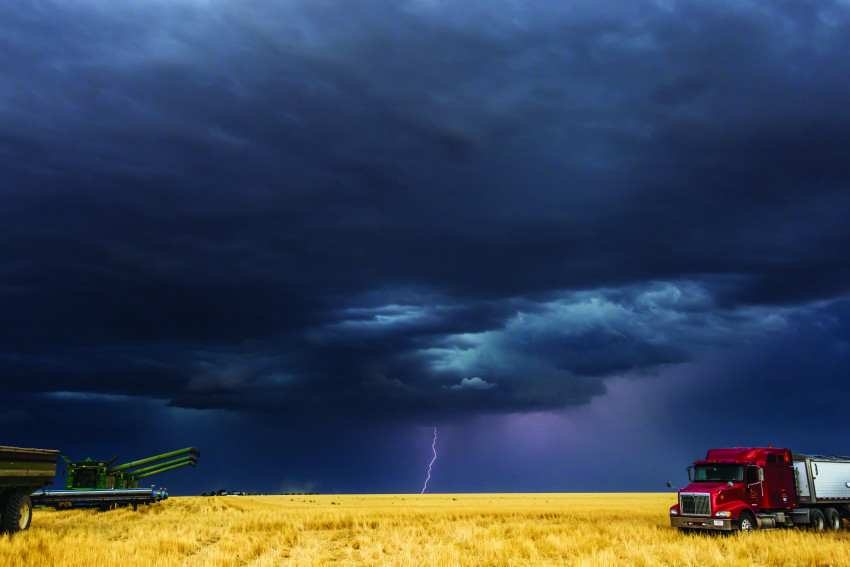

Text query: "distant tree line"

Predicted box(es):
[200, 489, 319, 496]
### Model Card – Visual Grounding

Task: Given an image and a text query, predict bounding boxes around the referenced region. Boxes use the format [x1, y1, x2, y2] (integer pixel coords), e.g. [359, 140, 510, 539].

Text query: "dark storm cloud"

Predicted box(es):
[2, 0, 850, 431]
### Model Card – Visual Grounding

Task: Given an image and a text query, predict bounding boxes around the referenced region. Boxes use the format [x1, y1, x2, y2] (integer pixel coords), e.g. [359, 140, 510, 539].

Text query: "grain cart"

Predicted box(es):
[0, 445, 59, 532]
[31, 447, 198, 510]
[669, 447, 850, 532]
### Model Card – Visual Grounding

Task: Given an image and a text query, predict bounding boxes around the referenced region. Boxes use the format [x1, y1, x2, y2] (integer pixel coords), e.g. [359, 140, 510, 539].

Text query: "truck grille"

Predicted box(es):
[680, 493, 711, 516]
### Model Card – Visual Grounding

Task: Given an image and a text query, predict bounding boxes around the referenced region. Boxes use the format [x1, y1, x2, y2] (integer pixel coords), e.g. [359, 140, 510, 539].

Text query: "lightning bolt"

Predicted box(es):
[421, 427, 437, 494]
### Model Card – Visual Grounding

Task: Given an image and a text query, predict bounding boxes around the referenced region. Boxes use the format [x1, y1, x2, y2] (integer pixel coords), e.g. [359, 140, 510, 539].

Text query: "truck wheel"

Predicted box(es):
[810, 509, 825, 531]
[738, 511, 757, 532]
[0, 491, 33, 533]
[824, 508, 841, 530]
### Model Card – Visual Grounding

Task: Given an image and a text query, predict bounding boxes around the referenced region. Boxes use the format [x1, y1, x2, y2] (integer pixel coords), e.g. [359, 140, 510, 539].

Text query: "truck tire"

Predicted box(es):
[824, 507, 842, 530]
[0, 491, 32, 533]
[738, 511, 757, 532]
[810, 508, 825, 531]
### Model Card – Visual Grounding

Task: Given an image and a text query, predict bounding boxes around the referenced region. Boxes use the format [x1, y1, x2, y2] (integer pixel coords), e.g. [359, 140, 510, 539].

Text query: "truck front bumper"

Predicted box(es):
[671, 516, 734, 531]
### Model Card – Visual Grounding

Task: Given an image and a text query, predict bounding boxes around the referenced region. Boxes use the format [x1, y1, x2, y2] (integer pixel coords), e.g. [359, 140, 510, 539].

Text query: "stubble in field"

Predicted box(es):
[1, 493, 847, 566]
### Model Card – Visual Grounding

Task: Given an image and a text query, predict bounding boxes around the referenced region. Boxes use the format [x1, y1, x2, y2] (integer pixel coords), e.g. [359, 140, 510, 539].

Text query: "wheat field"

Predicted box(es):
[1, 493, 848, 566]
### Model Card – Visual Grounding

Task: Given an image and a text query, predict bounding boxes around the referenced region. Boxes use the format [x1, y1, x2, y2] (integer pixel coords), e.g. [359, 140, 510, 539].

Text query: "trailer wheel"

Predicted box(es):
[738, 511, 757, 532]
[824, 508, 841, 530]
[0, 491, 32, 533]
[810, 508, 825, 531]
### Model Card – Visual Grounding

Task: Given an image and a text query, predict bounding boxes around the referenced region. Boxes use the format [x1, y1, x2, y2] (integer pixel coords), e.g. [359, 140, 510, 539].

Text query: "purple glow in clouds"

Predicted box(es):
[421, 427, 437, 494]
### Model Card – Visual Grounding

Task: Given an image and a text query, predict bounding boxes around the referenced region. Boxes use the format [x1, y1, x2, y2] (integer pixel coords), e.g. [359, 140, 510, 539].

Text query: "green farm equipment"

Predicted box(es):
[61, 447, 200, 490]
[0, 445, 59, 532]
[30, 447, 199, 511]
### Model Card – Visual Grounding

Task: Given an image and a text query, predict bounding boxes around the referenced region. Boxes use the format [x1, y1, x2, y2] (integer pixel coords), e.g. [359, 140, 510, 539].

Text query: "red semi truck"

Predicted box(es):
[670, 447, 850, 531]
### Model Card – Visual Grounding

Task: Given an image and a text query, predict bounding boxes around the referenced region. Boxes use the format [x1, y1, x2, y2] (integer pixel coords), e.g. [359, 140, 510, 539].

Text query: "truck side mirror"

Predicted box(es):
[666, 481, 676, 489]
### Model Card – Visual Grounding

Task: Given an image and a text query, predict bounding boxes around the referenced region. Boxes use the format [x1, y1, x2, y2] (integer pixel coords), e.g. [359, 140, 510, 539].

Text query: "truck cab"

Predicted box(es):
[670, 447, 796, 531]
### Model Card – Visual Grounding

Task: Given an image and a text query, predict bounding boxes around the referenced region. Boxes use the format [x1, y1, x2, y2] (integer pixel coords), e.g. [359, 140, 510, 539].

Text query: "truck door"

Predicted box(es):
[746, 466, 763, 508]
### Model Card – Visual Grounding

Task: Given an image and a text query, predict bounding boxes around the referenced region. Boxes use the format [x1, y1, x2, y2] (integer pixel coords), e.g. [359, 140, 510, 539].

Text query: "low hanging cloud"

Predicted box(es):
[423, 282, 797, 386]
[160, 280, 817, 417]
[450, 377, 498, 391]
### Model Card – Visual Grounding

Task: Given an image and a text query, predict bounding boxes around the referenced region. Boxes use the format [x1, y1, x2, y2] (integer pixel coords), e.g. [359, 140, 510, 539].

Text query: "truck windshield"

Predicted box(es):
[692, 464, 744, 483]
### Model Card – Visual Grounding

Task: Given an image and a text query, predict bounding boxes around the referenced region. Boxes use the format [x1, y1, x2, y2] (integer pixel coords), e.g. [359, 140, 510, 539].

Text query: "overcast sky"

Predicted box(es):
[3, 0, 850, 495]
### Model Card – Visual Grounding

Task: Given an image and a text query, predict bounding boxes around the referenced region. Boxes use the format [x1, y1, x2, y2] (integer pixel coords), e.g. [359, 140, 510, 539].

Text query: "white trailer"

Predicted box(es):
[793, 454, 850, 501]
[792, 454, 850, 527]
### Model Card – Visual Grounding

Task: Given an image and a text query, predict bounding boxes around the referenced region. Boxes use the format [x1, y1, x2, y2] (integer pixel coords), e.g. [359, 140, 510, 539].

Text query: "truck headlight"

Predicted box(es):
[715, 511, 730, 518]
[670, 509, 678, 515]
